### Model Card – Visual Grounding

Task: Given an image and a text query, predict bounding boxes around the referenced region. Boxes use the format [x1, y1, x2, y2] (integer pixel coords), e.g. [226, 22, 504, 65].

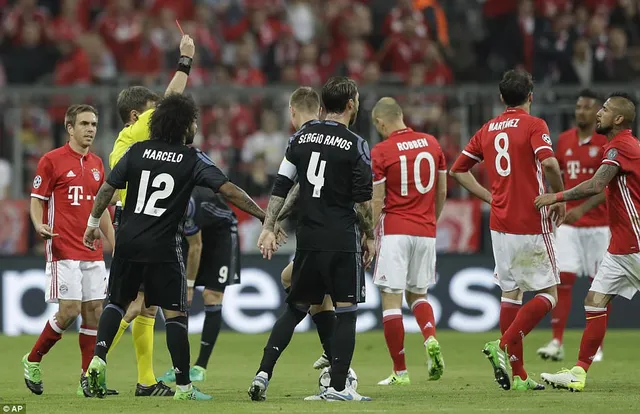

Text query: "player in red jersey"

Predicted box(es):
[537, 93, 639, 392]
[22, 105, 115, 397]
[450, 70, 565, 391]
[537, 90, 609, 363]
[369, 97, 446, 386]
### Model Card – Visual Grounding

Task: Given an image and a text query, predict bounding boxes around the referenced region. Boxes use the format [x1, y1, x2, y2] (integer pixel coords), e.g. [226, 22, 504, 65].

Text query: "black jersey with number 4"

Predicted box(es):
[280, 119, 373, 252]
[107, 140, 229, 262]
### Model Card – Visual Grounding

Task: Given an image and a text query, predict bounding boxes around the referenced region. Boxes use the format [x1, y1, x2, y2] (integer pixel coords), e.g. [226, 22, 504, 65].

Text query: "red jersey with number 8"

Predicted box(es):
[451, 108, 556, 235]
[372, 128, 447, 237]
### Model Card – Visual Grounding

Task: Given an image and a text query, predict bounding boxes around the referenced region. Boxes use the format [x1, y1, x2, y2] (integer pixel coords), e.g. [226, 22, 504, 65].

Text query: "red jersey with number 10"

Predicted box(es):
[371, 128, 446, 238]
[600, 129, 640, 255]
[31, 143, 105, 262]
[452, 108, 555, 235]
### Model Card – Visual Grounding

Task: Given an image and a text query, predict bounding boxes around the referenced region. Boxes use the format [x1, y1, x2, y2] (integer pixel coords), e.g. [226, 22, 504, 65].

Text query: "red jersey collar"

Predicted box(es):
[574, 129, 592, 146]
[65, 142, 88, 159]
[504, 107, 528, 115]
[614, 129, 634, 139]
[389, 127, 414, 138]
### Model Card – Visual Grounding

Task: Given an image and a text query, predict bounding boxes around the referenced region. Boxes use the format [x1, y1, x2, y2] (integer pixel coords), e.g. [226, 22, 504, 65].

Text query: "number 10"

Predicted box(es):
[399, 152, 436, 196]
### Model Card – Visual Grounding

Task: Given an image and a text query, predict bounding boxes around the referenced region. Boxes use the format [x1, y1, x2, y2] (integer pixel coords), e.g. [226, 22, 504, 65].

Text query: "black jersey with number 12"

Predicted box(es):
[281, 120, 373, 252]
[107, 140, 229, 262]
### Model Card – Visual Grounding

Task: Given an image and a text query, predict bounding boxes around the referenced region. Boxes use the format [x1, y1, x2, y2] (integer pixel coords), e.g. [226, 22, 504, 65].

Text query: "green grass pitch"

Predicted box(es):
[2, 330, 639, 413]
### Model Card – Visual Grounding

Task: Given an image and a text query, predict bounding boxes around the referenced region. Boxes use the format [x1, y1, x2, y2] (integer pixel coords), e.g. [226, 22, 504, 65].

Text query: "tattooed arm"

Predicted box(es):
[262, 196, 286, 232]
[277, 183, 299, 222]
[535, 164, 619, 209]
[91, 182, 117, 221]
[562, 164, 619, 201]
[356, 200, 374, 239]
[218, 182, 266, 222]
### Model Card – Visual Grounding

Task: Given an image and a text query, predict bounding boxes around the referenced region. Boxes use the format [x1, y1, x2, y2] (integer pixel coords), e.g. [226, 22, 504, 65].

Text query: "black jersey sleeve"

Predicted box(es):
[106, 145, 132, 189]
[183, 197, 200, 236]
[272, 137, 297, 197]
[193, 149, 229, 192]
[352, 138, 373, 203]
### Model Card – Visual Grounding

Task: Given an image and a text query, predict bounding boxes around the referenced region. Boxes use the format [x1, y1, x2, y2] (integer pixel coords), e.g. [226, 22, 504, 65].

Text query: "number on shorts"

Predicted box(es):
[494, 132, 511, 177]
[307, 151, 326, 198]
[399, 152, 436, 196]
[218, 266, 229, 284]
[134, 170, 175, 217]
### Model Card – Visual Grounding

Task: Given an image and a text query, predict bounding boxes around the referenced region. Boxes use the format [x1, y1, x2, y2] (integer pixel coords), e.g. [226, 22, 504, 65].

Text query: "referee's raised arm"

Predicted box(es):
[165, 35, 196, 96]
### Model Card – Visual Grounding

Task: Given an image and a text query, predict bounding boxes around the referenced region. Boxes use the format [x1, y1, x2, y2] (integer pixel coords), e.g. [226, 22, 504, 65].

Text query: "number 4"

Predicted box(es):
[307, 152, 326, 198]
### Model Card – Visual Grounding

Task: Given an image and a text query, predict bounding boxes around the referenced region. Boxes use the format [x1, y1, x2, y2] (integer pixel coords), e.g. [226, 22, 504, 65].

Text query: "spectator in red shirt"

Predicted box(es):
[377, 15, 429, 78]
[296, 41, 323, 86]
[3, 21, 57, 84]
[233, 37, 266, 86]
[383, 0, 427, 38]
[49, 0, 87, 46]
[121, 19, 162, 86]
[3, 0, 49, 45]
[423, 42, 453, 85]
[337, 37, 370, 82]
[149, 0, 194, 21]
[95, 0, 143, 67]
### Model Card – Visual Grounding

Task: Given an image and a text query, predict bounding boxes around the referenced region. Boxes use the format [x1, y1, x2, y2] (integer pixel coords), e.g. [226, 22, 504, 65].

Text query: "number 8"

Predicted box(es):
[494, 132, 511, 177]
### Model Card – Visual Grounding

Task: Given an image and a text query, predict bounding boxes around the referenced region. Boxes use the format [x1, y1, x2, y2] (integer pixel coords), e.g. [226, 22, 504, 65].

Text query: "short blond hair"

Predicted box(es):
[290, 87, 321, 114]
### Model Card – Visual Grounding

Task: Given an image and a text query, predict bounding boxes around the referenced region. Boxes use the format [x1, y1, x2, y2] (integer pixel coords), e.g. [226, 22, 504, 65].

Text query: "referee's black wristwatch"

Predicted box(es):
[177, 55, 193, 75]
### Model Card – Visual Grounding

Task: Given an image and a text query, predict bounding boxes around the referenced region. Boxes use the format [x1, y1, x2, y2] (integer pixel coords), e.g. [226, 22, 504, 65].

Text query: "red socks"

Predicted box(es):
[28, 315, 64, 363]
[411, 299, 436, 341]
[552, 272, 576, 343]
[382, 309, 406, 372]
[79, 325, 97, 373]
[577, 306, 608, 372]
[500, 294, 554, 352]
[500, 299, 526, 379]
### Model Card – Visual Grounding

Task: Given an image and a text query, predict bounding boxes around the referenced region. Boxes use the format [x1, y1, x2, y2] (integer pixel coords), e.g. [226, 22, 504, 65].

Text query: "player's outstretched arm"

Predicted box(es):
[218, 182, 266, 222]
[164, 35, 195, 96]
[535, 164, 620, 208]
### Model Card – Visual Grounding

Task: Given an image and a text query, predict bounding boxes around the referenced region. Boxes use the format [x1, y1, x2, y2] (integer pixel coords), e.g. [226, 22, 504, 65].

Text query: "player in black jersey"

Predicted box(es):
[255, 77, 375, 402]
[82, 93, 266, 400]
[248, 88, 338, 401]
[156, 186, 241, 384]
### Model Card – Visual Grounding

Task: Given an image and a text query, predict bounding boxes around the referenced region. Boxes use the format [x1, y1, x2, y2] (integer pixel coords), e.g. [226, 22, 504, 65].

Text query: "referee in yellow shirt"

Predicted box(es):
[106, 34, 195, 397]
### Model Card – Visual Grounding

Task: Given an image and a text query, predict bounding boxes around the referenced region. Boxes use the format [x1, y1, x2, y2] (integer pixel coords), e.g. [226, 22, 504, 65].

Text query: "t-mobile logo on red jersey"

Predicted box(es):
[67, 186, 93, 206]
[567, 160, 581, 179]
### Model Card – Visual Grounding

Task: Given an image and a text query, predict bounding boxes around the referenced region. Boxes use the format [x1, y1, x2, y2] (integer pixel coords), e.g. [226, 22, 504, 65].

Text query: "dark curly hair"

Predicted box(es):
[149, 93, 199, 145]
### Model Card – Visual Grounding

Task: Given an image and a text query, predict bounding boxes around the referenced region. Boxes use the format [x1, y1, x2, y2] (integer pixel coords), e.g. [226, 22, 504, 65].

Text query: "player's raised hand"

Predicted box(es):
[534, 193, 557, 209]
[83, 227, 102, 251]
[258, 229, 278, 260]
[37, 224, 59, 240]
[179, 35, 195, 58]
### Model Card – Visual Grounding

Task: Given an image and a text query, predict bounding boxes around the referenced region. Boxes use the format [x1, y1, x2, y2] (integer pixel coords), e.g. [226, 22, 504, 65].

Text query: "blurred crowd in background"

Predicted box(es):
[1, 0, 640, 202]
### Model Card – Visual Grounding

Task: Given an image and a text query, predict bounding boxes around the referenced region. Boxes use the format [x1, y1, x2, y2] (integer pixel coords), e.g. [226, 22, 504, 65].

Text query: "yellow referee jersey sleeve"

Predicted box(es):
[109, 108, 154, 206]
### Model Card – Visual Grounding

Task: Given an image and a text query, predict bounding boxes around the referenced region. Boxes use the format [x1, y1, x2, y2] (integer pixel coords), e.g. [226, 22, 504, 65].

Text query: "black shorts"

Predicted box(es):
[108, 257, 187, 312]
[195, 227, 241, 292]
[287, 250, 365, 305]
